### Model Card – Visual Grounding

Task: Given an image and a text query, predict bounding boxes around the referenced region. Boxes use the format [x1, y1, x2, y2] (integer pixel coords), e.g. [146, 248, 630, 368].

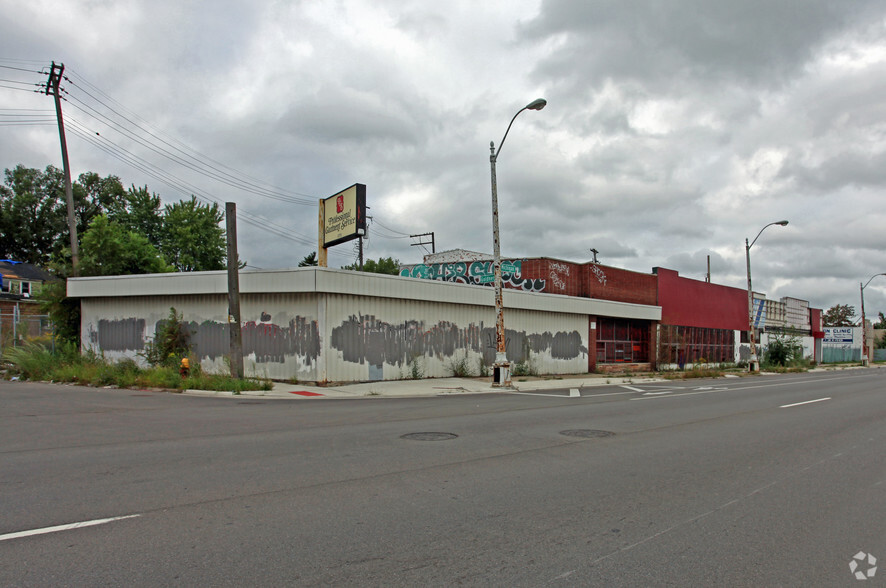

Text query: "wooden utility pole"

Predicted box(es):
[410, 232, 435, 254]
[226, 203, 244, 379]
[45, 62, 79, 276]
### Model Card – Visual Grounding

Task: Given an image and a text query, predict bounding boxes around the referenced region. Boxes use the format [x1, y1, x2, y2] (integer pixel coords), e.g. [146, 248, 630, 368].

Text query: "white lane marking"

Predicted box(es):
[642, 391, 673, 396]
[0, 515, 141, 542]
[507, 391, 578, 398]
[620, 385, 645, 392]
[569, 389, 580, 397]
[779, 397, 831, 408]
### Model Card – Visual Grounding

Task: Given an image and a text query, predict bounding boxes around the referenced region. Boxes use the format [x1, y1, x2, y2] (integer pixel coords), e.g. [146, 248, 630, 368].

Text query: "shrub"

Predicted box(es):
[142, 307, 190, 367]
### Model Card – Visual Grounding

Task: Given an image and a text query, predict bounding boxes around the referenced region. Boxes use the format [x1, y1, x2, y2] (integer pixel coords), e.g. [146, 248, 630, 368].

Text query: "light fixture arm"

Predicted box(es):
[748, 220, 789, 250]
[493, 98, 546, 159]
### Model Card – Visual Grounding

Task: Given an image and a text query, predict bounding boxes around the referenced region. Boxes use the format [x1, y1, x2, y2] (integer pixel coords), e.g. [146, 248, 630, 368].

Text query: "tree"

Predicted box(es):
[298, 251, 318, 267]
[159, 196, 226, 272]
[874, 311, 886, 330]
[1, 165, 127, 266]
[341, 256, 400, 275]
[823, 304, 857, 327]
[79, 215, 172, 276]
[0, 165, 66, 265]
[74, 171, 125, 237]
[107, 185, 164, 245]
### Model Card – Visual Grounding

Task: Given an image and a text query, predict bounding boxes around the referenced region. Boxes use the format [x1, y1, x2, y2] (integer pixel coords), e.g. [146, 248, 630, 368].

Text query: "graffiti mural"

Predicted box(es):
[399, 259, 546, 292]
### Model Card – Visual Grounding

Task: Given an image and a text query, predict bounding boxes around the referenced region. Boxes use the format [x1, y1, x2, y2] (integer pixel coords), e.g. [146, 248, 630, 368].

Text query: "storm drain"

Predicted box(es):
[559, 429, 615, 439]
[400, 432, 459, 441]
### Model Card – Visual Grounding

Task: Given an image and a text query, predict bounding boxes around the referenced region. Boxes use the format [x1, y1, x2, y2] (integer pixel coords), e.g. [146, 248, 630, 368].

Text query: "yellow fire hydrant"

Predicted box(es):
[179, 357, 190, 378]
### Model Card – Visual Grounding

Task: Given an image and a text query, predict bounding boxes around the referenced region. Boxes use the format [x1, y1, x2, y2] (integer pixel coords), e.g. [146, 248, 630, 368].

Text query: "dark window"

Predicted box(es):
[660, 325, 735, 365]
[596, 318, 649, 363]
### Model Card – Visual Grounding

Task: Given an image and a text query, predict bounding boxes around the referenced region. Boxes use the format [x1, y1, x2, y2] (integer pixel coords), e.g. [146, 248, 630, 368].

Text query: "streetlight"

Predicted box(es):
[746, 220, 789, 372]
[860, 273, 886, 365]
[489, 97, 546, 387]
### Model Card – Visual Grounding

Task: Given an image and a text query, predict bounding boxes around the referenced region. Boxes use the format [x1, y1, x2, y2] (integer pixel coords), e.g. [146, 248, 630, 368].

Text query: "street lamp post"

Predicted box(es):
[746, 220, 789, 372]
[860, 273, 886, 366]
[489, 98, 546, 387]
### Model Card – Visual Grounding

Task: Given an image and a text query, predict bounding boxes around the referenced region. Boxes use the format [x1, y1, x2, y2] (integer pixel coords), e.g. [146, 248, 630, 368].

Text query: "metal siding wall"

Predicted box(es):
[82, 293, 322, 381]
[324, 294, 587, 381]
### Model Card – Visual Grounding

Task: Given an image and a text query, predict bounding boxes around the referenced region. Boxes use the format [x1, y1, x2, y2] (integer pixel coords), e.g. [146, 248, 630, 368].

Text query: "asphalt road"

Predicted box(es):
[1, 369, 884, 586]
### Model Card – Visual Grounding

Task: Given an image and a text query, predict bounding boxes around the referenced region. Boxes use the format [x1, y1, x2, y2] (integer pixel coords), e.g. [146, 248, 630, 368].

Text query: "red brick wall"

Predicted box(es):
[520, 259, 584, 297]
[584, 263, 658, 305]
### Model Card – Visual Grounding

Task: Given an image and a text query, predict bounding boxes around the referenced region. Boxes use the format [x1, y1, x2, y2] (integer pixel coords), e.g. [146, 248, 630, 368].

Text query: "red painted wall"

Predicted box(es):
[654, 267, 747, 330]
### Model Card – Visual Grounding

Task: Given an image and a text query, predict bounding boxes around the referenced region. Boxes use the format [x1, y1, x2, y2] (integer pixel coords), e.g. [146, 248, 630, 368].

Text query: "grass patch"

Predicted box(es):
[662, 367, 725, 380]
[3, 342, 271, 392]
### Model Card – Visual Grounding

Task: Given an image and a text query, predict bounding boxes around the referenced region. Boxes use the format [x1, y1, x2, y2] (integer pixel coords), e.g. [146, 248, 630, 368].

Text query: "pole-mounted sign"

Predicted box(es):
[318, 183, 366, 266]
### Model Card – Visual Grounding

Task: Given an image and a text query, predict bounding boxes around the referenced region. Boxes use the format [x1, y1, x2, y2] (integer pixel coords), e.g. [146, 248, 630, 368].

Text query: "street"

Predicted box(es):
[1, 369, 884, 586]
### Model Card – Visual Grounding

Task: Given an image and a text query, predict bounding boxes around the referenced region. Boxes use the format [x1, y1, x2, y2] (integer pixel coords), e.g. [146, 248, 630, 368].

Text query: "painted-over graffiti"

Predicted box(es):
[399, 260, 546, 292]
[330, 314, 586, 368]
[92, 316, 321, 364]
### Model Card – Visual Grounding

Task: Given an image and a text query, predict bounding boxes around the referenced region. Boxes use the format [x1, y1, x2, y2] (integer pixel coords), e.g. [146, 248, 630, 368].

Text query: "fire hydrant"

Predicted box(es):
[179, 357, 190, 378]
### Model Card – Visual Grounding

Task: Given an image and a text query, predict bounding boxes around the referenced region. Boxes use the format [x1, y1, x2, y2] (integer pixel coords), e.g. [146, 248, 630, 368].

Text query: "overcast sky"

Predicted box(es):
[2, 0, 885, 318]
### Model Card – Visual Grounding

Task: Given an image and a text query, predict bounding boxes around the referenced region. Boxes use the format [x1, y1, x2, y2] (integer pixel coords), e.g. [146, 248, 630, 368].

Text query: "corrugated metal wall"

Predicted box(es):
[81, 288, 590, 383]
[81, 293, 322, 381]
[324, 294, 588, 381]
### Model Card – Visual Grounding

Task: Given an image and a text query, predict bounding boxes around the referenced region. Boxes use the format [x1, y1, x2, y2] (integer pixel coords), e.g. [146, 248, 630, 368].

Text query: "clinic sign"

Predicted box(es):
[823, 327, 855, 344]
[322, 183, 366, 248]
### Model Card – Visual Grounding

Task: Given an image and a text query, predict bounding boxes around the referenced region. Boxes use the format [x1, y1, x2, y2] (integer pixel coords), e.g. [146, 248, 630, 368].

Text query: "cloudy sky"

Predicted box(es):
[2, 0, 885, 318]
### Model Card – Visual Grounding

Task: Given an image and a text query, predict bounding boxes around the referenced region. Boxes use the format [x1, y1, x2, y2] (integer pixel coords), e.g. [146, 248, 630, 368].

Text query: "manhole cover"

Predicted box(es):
[559, 429, 615, 439]
[400, 432, 458, 441]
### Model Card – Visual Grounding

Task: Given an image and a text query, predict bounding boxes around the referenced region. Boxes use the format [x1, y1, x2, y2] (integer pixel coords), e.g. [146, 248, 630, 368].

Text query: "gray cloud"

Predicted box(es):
[2, 0, 886, 316]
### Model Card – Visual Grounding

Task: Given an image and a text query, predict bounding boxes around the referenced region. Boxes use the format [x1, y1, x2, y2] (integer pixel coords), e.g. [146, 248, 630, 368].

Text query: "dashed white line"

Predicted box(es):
[779, 397, 831, 408]
[0, 515, 141, 542]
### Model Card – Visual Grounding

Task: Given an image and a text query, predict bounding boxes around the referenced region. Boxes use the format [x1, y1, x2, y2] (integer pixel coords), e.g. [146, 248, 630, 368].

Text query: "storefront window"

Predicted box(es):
[596, 318, 649, 363]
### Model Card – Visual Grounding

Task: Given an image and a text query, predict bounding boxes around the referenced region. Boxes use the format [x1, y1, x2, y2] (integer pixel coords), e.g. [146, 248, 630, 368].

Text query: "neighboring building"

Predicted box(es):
[401, 251, 824, 370]
[0, 260, 57, 350]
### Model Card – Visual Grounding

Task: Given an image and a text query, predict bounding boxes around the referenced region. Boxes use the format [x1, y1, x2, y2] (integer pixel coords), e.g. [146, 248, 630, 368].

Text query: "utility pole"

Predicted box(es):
[358, 235, 364, 271]
[590, 248, 598, 263]
[226, 203, 244, 379]
[410, 232, 435, 254]
[45, 62, 79, 276]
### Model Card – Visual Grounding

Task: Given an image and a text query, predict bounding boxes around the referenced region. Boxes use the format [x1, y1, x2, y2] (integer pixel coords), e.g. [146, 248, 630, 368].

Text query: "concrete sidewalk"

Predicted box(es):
[185, 372, 668, 399]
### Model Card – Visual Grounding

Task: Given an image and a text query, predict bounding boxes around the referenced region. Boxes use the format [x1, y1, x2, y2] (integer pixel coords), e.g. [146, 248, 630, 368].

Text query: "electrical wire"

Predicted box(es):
[65, 117, 352, 260]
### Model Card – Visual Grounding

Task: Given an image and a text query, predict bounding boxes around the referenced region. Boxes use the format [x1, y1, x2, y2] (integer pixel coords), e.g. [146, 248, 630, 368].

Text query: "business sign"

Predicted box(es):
[322, 183, 366, 247]
[823, 327, 855, 344]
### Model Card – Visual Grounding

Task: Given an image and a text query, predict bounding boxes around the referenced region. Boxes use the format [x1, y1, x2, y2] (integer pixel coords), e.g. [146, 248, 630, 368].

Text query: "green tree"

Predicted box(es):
[79, 215, 172, 276]
[298, 251, 318, 267]
[0, 165, 66, 264]
[873, 311, 886, 330]
[341, 256, 400, 275]
[39, 280, 80, 345]
[159, 197, 226, 272]
[107, 185, 164, 245]
[74, 171, 125, 237]
[823, 304, 857, 327]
